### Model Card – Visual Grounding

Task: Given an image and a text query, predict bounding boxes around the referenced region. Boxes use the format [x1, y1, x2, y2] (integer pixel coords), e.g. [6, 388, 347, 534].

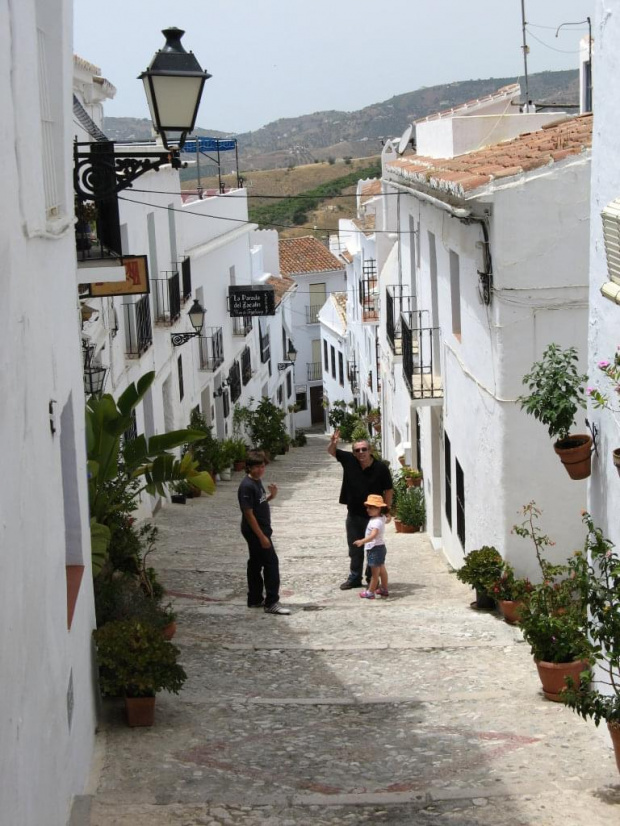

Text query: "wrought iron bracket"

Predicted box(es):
[586, 418, 599, 456]
[171, 331, 200, 347]
[74, 140, 184, 200]
[278, 363, 294, 372]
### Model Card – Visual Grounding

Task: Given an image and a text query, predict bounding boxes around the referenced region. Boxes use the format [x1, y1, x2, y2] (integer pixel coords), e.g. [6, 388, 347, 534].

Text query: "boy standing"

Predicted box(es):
[237, 450, 290, 615]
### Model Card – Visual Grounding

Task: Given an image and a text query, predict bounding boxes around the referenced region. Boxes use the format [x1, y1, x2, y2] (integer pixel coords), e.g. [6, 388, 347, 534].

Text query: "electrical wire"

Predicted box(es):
[525, 28, 584, 54]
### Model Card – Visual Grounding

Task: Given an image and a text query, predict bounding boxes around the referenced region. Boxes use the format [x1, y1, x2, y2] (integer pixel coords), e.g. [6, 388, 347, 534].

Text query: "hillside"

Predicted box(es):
[104, 69, 579, 172]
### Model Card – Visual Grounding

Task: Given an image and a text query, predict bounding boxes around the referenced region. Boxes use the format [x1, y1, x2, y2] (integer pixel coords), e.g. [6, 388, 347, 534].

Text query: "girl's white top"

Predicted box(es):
[365, 515, 386, 550]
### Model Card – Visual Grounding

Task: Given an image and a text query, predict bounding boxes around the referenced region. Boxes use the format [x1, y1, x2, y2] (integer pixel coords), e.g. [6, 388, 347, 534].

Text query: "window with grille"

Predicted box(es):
[338, 352, 344, 386]
[296, 390, 308, 411]
[222, 389, 230, 418]
[323, 340, 329, 372]
[241, 346, 252, 385]
[444, 433, 452, 528]
[456, 458, 465, 548]
[330, 345, 336, 379]
[178, 355, 184, 401]
[229, 361, 242, 402]
[286, 372, 292, 399]
[277, 385, 283, 404]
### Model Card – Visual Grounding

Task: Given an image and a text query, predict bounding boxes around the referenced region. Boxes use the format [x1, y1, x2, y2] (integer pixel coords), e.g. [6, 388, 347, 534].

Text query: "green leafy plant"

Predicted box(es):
[518, 344, 588, 442]
[456, 547, 503, 593]
[245, 397, 288, 457]
[86, 374, 214, 574]
[512, 502, 590, 664]
[488, 563, 534, 602]
[93, 619, 187, 698]
[588, 350, 620, 411]
[562, 514, 620, 725]
[396, 487, 425, 527]
[291, 429, 307, 447]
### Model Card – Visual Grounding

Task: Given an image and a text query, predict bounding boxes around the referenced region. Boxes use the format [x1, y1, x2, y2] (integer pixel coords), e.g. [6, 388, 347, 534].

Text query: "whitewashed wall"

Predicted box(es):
[1, 2, 97, 825]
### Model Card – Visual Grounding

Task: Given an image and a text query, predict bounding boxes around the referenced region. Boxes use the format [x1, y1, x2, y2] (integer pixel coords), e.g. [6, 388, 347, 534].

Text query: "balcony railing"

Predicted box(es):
[123, 295, 153, 358]
[152, 271, 181, 325]
[307, 361, 322, 381]
[386, 285, 415, 356]
[198, 327, 224, 371]
[401, 310, 443, 403]
[306, 304, 323, 324]
[360, 259, 379, 322]
[233, 315, 253, 336]
[181, 257, 192, 301]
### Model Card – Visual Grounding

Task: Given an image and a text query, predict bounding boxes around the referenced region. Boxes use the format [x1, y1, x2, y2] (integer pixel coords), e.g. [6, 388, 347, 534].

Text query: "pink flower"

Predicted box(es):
[598, 360, 611, 369]
[587, 387, 594, 395]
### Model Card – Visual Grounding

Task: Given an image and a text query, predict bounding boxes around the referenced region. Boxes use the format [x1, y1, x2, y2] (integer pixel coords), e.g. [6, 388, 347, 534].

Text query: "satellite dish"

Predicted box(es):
[397, 124, 413, 156]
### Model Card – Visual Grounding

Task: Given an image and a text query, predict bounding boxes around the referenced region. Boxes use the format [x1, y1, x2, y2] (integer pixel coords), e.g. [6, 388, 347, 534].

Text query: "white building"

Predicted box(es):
[378, 94, 592, 575]
[278, 237, 346, 429]
[1, 3, 97, 825]
[319, 293, 354, 414]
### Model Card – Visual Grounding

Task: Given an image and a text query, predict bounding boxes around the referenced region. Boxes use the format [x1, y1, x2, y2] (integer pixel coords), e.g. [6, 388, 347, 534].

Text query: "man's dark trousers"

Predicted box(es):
[345, 513, 370, 584]
[241, 525, 280, 607]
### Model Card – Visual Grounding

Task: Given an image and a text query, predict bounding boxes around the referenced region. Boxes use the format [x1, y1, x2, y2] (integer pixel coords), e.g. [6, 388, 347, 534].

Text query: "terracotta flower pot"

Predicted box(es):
[553, 434, 593, 480]
[394, 518, 403, 533]
[534, 659, 590, 702]
[498, 599, 524, 625]
[608, 721, 620, 773]
[125, 696, 156, 727]
[162, 621, 177, 640]
[398, 523, 421, 534]
[234, 460, 246, 472]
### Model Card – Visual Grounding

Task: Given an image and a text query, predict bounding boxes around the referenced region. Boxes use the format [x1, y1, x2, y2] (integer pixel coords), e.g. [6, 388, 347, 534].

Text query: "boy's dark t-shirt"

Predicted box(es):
[335, 449, 393, 517]
[238, 475, 271, 532]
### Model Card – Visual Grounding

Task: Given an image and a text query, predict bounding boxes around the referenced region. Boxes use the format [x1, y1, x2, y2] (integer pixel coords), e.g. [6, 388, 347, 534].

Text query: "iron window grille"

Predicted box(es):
[306, 304, 323, 324]
[347, 358, 359, 395]
[401, 310, 443, 402]
[259, 324, 271, 363]
[233, 315, 253, 336]
[307, 362, 322, 381]
[456, 459, 465, 548]
[222, 389, 230, 419]
[229, 361, 242, 402]
[178, 354, 184, 401]
[339, 353, 345, 387]
[152, 271, 181, 325]
[359, 259, 379, 322]
[123, 294, 153, 357]
[386, 285, 415, 356]
[198, 327, 224, 371]
[241, 346, 252, 385]
[123, 410, 138, 444]
[277, 385, 283, 404]
[445, 433, 452, 528]
[323, 339, 329, 372]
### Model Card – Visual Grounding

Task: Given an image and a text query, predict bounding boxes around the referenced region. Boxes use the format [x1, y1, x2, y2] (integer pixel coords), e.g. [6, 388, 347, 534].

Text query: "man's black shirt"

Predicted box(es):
[335, 449, 393, 517]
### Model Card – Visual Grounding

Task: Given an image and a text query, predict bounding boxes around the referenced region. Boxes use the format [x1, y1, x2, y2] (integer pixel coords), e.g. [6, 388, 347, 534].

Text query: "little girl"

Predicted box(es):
[354, 494, 389, 599]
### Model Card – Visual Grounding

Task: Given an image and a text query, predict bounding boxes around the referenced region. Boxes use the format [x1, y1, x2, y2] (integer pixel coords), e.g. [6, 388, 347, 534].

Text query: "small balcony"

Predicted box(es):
[386, 285, 415, 356]
[307, 362, 322, 381]
[401, 310, 443, 404]
[152, 271, 181, 325]
[233, 315, 253, 337]
[360, 259, 379, 323]
[123, 295, 153, 358]
[198, 327, 224, 372]
[306, 304, 323, 324]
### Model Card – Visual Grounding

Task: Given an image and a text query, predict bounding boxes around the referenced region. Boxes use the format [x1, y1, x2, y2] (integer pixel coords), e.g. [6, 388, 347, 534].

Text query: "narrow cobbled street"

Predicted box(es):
[85, 434, 620, 826]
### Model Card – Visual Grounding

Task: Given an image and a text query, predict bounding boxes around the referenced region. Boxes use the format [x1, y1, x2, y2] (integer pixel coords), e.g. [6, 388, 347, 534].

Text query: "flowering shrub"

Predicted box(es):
[489, 564, 534, 602]
[588, 350, 620, 410]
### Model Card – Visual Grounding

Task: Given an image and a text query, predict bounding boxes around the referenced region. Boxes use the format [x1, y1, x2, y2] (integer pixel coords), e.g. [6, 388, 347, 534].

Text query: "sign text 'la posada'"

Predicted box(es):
[228, 285, 276, 317]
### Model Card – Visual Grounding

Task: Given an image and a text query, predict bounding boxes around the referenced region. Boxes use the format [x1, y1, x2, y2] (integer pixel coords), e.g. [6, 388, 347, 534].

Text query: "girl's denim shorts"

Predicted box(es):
[367, 544, 387, 567]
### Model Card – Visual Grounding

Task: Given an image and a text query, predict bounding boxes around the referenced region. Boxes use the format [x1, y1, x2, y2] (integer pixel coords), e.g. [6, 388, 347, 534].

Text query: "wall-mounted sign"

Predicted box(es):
[86, 255, 150, 297]
[228, 285, 275, 317]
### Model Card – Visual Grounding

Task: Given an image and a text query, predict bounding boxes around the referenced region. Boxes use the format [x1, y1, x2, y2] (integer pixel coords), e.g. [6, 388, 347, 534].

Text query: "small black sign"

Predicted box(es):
[228, 285, 276, 317]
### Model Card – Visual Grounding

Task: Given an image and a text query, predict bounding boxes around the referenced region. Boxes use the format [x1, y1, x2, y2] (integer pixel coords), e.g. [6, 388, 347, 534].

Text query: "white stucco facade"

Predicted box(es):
[1, 3, 97, 825]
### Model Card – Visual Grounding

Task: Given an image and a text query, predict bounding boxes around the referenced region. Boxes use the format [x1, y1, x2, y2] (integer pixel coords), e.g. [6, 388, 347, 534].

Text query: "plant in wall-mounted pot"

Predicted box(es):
[588, 352, 620, 479]
[519, 344, 591, 480]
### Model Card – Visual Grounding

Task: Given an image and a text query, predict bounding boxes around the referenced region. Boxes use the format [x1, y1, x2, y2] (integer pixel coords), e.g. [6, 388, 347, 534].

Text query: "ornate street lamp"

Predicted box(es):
[140, 27, 212, 151]
[278, 343, 297, 371]
[171, 298, 206, 346]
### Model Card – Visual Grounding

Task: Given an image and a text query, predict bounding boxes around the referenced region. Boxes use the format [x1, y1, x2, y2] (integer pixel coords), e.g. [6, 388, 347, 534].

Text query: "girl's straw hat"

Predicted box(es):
[364, 494, 386, 508]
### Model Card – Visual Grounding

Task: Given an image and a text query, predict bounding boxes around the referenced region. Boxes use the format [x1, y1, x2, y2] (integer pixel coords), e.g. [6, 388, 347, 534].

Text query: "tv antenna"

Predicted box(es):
[397, 124, 414, 156]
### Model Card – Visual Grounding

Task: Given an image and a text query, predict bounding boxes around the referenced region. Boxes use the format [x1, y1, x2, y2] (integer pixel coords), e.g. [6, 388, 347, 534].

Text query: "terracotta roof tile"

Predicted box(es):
[360, 179, 382, 203]
[416, 83, 521, 123]
[353, 214, 376, 236]
[385, 114, 592, 197]
[279, 236, 344, 276]
[332, 292, 348, 327]
[266, 275, 296, 306]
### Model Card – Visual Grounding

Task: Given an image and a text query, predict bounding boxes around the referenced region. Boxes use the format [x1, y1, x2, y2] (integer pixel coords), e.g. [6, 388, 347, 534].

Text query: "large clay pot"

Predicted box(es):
[498, 599, 524, 624]
[534, 659, 590, 702]
[162, 621, 177, 641]
[608, 722, 620, 773]
[125, 696, 156, 727]
[398, 523, 421, 534]
[553, 434, 592, 480]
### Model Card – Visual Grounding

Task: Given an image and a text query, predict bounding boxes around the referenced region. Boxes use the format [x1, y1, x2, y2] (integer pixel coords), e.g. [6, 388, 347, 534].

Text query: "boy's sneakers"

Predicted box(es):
[376, 587, 389, 597]
[359, 590, 376, 599]
[264, 602, 291, 615]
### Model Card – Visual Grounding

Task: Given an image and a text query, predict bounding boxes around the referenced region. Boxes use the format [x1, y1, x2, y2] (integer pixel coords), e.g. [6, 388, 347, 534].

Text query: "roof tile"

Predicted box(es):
[279, 236, 344, 276]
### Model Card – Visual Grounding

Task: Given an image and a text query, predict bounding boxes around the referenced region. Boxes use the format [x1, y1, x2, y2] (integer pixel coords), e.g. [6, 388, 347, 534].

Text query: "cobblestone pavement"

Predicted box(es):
[83, 434, 620, 825]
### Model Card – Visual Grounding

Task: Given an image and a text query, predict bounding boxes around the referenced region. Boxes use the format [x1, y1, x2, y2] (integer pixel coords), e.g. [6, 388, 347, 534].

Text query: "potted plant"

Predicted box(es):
[246, 397, 288, 458]
[487, 562, 534, 623]
[562, 514, 620, 771]
[512, 503, 591, 702]
[229, 438, 248, 471]
[588, 352, 620, 478]
[93, 618, 187, 726]
[395, 487, 425, 533]
[519, 344, 591, 479]
[403, 467, 423, 488]
[456, 546, 503, 610]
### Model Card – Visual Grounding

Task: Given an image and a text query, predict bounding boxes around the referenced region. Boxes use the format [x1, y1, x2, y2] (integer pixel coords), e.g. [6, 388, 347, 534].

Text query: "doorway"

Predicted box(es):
[310, 385, 324, 425]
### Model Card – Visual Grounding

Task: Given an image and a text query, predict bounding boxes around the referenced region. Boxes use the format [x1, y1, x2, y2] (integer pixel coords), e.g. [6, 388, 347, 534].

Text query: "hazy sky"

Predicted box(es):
[74, 0, 593, 134]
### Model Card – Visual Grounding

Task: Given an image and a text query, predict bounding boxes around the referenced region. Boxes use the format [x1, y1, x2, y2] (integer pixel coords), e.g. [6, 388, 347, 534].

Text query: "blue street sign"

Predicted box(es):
[181, 138, 237, 154]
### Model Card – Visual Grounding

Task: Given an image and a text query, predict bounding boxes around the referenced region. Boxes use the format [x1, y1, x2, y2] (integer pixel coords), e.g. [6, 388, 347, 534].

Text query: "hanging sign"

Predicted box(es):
[87, 256, 150, 297]
[228, 285, 275, 317]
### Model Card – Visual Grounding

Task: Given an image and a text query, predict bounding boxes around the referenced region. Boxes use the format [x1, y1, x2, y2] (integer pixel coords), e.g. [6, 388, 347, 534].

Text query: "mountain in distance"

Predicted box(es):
[104, 70, 579, 172]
